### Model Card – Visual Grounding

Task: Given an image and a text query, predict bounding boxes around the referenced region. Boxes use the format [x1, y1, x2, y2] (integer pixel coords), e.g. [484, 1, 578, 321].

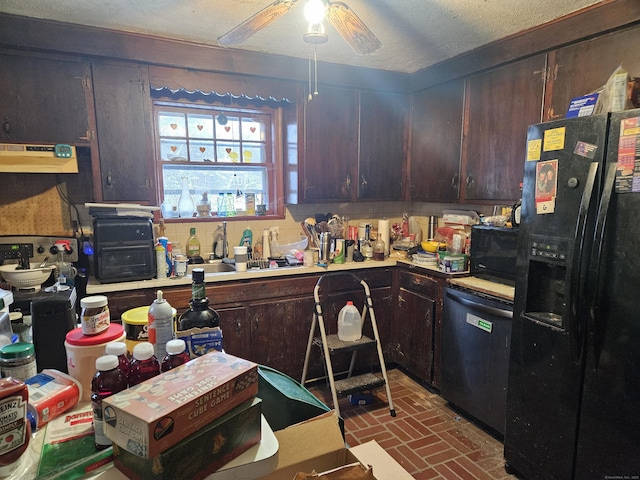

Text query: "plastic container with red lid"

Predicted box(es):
[64, 324, 126, 402]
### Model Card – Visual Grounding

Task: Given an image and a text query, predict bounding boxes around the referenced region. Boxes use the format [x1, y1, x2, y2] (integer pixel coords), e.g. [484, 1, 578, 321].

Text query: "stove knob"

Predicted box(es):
[37, 246, 45, 254]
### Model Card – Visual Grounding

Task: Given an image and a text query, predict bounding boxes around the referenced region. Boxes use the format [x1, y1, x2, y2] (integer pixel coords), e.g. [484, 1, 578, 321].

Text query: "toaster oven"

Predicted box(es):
[93, 217, 156, 283]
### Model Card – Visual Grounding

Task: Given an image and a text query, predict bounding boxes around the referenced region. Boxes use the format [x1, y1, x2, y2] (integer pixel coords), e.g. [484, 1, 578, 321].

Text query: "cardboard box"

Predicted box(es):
[103, 351, 258, 458]
[257, 411, 413, 480]
[113, 398, 262, 480]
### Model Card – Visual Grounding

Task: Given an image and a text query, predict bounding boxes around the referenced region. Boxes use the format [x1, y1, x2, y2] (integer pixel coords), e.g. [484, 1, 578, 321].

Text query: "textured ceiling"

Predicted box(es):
[0, 0, 602, 73]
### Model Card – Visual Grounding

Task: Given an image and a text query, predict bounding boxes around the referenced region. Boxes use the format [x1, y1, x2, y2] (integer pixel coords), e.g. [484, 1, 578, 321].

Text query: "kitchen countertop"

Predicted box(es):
[448, 276, 515, 302]
[86, 258, 468, 295]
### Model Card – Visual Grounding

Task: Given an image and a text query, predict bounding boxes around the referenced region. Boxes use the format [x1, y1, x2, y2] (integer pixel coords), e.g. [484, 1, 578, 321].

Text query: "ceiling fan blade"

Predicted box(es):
[325, 1, 381, 55]
[218, 0, 299, 47]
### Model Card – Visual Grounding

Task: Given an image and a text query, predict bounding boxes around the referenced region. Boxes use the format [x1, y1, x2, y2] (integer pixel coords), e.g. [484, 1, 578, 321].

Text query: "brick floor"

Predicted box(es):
[308, 368, 518, 480]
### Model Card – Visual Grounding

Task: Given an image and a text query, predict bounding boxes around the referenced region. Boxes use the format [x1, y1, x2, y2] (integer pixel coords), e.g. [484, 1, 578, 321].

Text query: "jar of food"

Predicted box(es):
[0, 342, 37, 381]
[80, 295, 110, 335]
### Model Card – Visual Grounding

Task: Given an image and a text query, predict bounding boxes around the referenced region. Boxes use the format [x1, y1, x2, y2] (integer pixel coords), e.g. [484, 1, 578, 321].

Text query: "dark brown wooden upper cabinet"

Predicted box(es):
[91, 61, 155, 203]
[302, 85, 359, 202]
[409, 80, 464, 202]
[0, 52, 92, 145]
[545, 25, 640, 122]
[358, 91, 407, 201]
[462, 55, 546, 203]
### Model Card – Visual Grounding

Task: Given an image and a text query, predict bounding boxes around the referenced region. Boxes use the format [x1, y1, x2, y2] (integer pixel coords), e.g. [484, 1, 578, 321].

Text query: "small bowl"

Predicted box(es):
[0, 263, 55, 291]
[421, 240, 445, 253]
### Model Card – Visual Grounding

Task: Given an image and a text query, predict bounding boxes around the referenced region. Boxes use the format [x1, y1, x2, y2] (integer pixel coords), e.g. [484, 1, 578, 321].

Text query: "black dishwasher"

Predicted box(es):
[441, 287, 513, 436]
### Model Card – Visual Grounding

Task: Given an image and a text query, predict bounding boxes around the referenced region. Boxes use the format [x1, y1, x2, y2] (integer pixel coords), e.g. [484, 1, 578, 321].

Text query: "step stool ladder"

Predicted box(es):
[301, 272, 396, 419]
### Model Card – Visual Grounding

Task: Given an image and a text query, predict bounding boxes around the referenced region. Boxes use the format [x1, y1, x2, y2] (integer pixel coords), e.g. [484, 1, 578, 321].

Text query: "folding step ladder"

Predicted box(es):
[301, 272, 396, 419]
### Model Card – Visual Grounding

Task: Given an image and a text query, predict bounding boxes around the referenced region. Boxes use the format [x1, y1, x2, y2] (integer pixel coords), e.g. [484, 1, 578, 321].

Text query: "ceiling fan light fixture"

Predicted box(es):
[304, 0, 326, 25]
[303, 22, 328, 44]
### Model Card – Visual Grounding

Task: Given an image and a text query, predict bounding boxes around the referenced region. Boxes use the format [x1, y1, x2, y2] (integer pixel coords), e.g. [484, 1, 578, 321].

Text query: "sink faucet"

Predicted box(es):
[222, 221, 228, 259]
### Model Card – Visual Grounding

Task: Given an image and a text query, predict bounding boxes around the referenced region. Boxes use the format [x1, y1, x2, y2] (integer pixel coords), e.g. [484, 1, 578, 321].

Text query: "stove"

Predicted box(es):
[0, 235, 81, 373]
[0, 235, 79, 314]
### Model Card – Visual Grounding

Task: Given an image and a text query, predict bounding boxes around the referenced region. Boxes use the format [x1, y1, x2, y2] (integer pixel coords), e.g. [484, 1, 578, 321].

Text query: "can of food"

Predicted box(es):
[80, 295, 110, 335]
[25, 369, 82, 430]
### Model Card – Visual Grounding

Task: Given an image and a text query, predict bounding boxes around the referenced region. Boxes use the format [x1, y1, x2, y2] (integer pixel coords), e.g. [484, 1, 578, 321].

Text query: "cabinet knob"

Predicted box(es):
[466, 175, 474, 189]
[360, 174, 368, 194]
[236, 320, 242, 334]
[2, 119, 10, 134]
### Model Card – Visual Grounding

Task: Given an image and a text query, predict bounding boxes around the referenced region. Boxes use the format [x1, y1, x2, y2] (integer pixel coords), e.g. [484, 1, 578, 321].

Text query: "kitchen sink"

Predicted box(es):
[186, 262, 236, 275]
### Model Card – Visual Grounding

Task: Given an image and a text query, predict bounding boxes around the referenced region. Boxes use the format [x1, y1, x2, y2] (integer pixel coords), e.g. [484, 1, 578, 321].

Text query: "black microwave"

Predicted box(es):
[93, 217, 156, 283]
[469, 225, 519, 286]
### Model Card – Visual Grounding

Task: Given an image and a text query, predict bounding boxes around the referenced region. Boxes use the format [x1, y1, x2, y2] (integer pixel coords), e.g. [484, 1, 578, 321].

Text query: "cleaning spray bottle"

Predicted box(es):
[240, 226, 253, 249]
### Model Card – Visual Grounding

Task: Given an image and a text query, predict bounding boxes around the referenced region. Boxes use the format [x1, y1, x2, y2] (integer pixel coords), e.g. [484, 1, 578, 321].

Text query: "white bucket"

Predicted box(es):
[64, 323, 126, 401]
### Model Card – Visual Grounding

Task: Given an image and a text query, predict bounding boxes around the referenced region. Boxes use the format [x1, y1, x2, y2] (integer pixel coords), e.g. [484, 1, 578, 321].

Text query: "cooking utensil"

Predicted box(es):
[39, 257, 49, 268]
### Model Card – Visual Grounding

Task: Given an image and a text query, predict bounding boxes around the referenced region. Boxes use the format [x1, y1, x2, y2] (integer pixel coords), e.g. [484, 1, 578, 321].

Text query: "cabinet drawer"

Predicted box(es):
[398, 270, 438, 298]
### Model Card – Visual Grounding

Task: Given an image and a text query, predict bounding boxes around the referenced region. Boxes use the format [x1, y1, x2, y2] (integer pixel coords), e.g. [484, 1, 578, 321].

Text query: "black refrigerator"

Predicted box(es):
[504, 110, 640, 480]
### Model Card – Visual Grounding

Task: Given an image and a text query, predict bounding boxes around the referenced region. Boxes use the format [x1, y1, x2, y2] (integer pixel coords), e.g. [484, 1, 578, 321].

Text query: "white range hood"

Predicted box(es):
[0, 143, 78, 173]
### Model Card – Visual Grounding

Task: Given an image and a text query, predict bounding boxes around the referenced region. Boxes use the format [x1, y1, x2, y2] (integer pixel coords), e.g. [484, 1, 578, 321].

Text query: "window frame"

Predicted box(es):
[151, 97, 285, 221]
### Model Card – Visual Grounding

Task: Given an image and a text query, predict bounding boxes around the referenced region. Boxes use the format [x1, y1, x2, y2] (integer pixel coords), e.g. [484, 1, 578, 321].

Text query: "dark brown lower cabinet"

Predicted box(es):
[103, 268, 394, 381]
[394, 266, 448, 388]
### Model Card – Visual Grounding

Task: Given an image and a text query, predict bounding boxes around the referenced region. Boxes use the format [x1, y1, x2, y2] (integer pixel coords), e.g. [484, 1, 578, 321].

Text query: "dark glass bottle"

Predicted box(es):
[91, 355, 127, 450]
[128, 342, 160, 387]
[161, 339, 190, 372]
[177, 268, 220, 330]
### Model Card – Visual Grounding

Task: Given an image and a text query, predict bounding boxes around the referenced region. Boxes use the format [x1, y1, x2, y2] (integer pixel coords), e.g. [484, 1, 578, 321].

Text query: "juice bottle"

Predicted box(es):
[161, 339, 190, 372]
[91, 355, 127, 450]
[128, 342, 160, 387]
[105, 341, 130, 378]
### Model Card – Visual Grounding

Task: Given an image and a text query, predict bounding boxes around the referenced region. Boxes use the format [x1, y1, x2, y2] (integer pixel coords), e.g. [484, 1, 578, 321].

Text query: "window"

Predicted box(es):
[153, 98, 284, 219]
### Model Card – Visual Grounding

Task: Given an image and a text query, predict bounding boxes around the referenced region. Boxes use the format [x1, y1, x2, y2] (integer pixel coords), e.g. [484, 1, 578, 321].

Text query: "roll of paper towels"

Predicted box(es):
[378, 219, 390, 257]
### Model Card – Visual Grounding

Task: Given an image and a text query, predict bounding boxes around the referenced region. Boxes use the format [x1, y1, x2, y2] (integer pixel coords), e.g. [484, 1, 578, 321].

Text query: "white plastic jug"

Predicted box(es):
[337, 301, 362, 342]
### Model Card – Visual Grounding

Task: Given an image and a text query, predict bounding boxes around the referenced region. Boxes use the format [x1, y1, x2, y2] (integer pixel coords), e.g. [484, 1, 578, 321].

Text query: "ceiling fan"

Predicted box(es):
[217, 0, 382, 55]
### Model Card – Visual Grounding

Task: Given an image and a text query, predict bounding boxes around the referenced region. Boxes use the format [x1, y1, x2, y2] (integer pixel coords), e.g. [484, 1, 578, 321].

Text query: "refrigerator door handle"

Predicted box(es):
[446, 290, 513, 319]
[568, 161, 599, 364]
[587, 161, 617, 369]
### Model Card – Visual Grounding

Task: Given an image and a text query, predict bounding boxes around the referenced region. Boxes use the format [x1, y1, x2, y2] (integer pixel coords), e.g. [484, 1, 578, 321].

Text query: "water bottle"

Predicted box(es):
[161, 339, 190, 372]
[91, 355, 127, 450]
[128, 342, 160, 387]
[148, 290, 174, 361]
[337, 301, 362, 342]
[105, 341, 130, 378]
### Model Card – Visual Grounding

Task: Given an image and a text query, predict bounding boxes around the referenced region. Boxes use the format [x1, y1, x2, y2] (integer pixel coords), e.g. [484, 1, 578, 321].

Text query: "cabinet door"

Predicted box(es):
[462, 55, 546, 202]
[302, 85, 358, 202]
[358, 91, 406, 200]
[395, 271, 438, 383]
[0, 52, 91, 144]
[410, 80, 464, 201]
[106, 290, 153, 324]
[545, 26, 640, 121]
[91, 61, 154, 203]
[247, 296, 316, 380]
[216, 306, 249, 359]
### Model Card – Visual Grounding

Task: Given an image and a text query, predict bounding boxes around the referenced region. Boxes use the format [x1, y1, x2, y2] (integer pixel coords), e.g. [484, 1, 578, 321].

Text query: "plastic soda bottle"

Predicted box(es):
[91, 355, 127, 450]
[161, 339, 190, 372]
[128, 342, 160, 387]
